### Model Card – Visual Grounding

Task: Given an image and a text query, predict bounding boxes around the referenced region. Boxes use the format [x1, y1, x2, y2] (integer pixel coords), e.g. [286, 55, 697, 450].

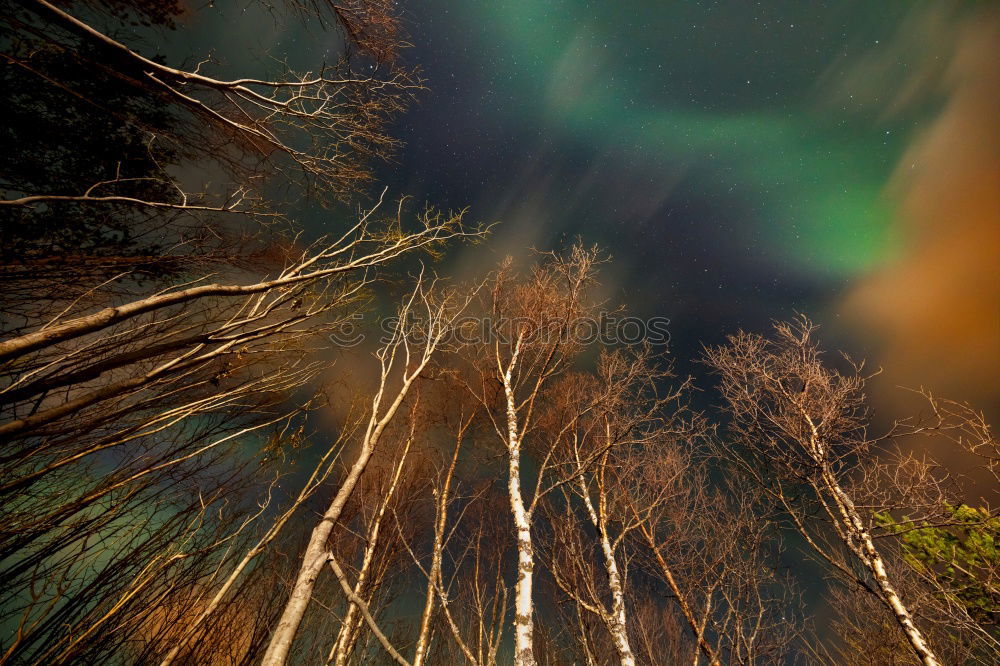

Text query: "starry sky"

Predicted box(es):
[393, 0, 903, 286]
[181, 0, 997, 441]
[364, 0, 998, 428]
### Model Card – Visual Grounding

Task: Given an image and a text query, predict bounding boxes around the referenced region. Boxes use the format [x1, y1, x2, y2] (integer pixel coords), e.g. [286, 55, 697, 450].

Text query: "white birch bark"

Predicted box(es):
[329, 439, 411, 666]
[805, 411, 941, 666]
[500, 338, 536, 666]
[261, 438, 379, 666]
[578, 478, 635, 666]
[822, 467, 941, 666]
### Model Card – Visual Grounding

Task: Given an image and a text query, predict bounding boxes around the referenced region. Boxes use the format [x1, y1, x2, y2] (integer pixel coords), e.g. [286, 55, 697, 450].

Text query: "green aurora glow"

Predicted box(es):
[431, 0, 934, 275]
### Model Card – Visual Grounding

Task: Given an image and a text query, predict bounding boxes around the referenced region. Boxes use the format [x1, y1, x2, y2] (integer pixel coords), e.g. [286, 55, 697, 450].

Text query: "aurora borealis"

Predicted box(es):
[368, 0, 998, 430]
[175, 0, 998, 461]
[392, 1, 909, 271]
[174, 0, 998, 448]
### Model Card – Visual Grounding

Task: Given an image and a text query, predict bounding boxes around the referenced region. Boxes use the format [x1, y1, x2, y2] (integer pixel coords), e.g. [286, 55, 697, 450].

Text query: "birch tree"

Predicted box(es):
[261, 272, 481, 665]
[460, 245, 603, 666]
[540, 347, 701, 666]
[705, 317, 951, 665]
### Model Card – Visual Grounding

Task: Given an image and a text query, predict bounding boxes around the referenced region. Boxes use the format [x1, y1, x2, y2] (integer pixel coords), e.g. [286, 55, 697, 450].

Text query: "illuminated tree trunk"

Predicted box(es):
[330, 440, 410, 666]
[578, 478, 635, 666]
[501, 341, 536, 666]
[413, 427, 465, 666]
[822, 467, 941, 666]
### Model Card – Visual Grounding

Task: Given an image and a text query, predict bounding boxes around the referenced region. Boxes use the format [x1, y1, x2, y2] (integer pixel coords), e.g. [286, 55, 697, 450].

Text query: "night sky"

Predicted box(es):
[372, 1, 998, 429]
[185, 0, 998, 439]
[382, 2, 907, 336]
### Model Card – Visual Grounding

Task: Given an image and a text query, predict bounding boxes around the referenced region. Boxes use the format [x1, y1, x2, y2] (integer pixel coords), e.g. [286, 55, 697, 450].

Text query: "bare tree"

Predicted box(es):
[6, 0, 418, 209]
[261, 272, 482, 665]
[0, 1, 490, 662]
[1, 0, 419, 332]
[458, 245, 604, 666]
[704, 316, 999, 666]
[539, 347, 701, 666]
[0, 195, 478, 665]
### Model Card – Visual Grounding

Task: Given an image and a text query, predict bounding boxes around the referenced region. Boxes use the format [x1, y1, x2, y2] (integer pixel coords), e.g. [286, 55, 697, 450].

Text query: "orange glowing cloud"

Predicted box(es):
[844, 6, 999, 432]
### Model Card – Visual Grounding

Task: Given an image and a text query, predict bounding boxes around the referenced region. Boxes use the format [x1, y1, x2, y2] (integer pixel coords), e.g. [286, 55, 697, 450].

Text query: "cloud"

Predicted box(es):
[841, 4, 999, 482]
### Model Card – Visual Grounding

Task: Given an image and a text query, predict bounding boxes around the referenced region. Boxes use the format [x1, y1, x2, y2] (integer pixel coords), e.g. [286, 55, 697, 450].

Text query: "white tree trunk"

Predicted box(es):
[508, 451, 535, 666]
[261, 441, 376, 666]
[578, 480, 635, 666]
[413, 433, 463, 666]
[501, 342, 536, 666]
[823, 469, 941, 666]
[597, 528, 636, 665]
[329, 440, 409, 666]
[411, 530, 442, 666]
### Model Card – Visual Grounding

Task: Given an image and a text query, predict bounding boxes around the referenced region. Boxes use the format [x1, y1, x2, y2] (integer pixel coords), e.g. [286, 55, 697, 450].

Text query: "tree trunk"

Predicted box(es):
[330, 440, 409, 666]
[579, 480, 635, 666]
[501, 349, 535, 666]
[413, 432, 463, 666]
[509, 451, 535, 666]
[823, 468, 941, 666]
[261, 441, 376, 666]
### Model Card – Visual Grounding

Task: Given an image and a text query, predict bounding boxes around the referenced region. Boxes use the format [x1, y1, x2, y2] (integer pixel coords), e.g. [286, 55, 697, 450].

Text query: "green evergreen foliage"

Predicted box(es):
[878, 505, 999, 632]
